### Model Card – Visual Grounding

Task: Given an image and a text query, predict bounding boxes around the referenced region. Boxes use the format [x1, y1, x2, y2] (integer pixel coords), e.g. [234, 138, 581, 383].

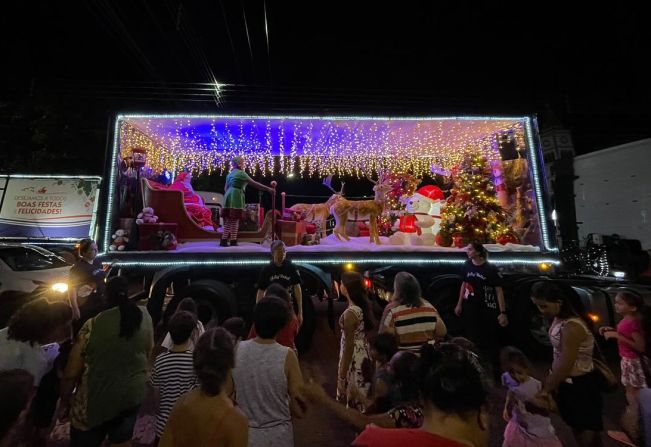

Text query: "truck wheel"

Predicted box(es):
[295, 294, 316, 354]
[426, 276, 463, 336]
[164, 279, 237, 326]
[509, 278, 552, 360]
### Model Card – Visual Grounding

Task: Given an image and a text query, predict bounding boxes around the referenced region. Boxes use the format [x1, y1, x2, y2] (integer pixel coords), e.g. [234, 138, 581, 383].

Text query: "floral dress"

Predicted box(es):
[338, 305, 372, 412]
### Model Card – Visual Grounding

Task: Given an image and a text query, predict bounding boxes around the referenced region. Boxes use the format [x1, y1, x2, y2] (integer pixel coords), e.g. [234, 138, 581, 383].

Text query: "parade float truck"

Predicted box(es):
[95, 114, 595, 352]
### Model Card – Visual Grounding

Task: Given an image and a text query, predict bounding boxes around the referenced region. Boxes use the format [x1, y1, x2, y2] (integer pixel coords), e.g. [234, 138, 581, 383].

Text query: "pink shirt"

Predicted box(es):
[617, 317, 643, 359]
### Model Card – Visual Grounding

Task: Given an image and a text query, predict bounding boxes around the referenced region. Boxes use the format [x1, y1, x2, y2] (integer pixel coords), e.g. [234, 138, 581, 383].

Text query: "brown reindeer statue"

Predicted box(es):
[330, 174, 391, 244]
[287, 194, 340, 238]
[284, 176, 344, 238]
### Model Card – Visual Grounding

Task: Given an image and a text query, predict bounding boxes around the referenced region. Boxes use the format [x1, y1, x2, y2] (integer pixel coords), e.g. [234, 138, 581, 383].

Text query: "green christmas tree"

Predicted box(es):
[437, 154, 512, 246]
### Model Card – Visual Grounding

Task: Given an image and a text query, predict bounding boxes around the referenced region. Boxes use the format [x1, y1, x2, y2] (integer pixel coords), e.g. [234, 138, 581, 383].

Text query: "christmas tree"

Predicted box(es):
[437, 153, 514, 246]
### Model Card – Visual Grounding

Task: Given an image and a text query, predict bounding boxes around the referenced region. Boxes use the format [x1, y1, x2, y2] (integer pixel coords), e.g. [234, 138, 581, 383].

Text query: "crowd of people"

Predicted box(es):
[0, 239, 650, 447]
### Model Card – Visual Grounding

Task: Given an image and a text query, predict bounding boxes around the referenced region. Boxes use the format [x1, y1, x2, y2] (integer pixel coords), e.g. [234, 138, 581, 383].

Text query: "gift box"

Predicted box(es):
[276, 219, 307, 247]
[138, 222, 178, 250]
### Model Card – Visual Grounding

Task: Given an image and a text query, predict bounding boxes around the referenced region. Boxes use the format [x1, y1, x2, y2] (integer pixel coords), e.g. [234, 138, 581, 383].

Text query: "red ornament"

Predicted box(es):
[435, 233, 451, 247]
[452, 233, 466, 248]
[497, 233, 520, 245]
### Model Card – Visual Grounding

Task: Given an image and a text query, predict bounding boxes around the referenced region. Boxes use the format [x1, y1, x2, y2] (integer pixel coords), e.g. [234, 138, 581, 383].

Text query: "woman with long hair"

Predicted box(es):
[380, 272, 447, 353]
[531, 280, 603, 447]
[337, 271, 374, 411]
[68, 238, 106, 323]
[60, 276, 153, 447]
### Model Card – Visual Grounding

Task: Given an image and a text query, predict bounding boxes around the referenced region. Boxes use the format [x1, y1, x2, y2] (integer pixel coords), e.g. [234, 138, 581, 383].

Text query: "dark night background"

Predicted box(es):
[1, 2, 650, 175]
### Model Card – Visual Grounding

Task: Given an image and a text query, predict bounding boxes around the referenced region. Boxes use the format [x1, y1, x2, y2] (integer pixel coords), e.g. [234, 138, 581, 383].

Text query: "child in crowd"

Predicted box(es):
[222, 317, 248, 342]
[600, 291, 650, 443]
[500, 346, 562, 447]
[249, 284, 300, 353]
[161, 298, 204, 351]
[151, 311, 198, 444]
[160, 328, 247, 447]
[233, 297, 305, 446]
[355, 333, 398, 413]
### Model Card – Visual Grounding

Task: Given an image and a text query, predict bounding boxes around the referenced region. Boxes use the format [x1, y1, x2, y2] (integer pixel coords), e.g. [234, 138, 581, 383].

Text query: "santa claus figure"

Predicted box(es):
[169, 172, 215, 231]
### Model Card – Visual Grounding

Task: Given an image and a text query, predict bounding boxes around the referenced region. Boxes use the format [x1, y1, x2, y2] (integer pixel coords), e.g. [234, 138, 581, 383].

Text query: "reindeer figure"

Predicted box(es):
[287, 194, 340, 238]
[330, 174, 391, 244]
[286, 176, 344, 238]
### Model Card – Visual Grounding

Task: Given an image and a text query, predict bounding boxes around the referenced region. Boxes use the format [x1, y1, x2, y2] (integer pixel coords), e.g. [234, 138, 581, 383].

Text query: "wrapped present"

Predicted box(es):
[276, 219, 307, 247]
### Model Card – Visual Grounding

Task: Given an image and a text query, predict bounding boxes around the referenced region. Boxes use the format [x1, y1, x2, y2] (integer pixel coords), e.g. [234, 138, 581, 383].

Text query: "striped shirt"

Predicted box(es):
[383, 301, 439, 353]
[151, 351, 197, 437]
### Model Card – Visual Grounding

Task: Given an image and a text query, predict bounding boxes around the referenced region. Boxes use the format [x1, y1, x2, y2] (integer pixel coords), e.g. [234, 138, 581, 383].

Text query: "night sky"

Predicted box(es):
[1, 2, 650, 174]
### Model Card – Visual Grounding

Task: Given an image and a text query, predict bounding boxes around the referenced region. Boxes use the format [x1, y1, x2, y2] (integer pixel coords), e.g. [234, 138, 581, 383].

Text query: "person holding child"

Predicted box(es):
[530, 280, 603, 447]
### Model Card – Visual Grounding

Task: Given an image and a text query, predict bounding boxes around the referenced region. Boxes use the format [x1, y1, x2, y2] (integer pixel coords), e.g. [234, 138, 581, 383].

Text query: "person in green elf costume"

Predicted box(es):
[220, 156, 275, 247]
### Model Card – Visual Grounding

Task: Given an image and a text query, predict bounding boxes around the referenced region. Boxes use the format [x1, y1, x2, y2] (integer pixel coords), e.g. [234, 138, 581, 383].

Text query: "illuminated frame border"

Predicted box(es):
[105, 257, 561, 269]
[100, 113, 558, 262]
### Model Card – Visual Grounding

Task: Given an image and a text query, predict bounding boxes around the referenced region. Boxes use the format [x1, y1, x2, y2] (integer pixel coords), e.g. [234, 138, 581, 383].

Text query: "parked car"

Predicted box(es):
[0, 243, 72, 327]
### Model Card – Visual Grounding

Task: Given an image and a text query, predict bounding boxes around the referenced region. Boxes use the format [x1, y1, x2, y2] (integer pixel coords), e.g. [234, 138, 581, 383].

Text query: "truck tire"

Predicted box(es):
[509, 277, 553, 360]
[426, 276, 463, 336]
[295, 294, 317, 354]
[164, 279, 237, 326]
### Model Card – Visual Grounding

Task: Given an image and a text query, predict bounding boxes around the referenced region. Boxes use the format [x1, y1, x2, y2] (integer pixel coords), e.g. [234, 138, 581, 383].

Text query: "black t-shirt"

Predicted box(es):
[461, 259, 503, 311]
[257, 260, 301, 292]
[69, 259, 106, 298]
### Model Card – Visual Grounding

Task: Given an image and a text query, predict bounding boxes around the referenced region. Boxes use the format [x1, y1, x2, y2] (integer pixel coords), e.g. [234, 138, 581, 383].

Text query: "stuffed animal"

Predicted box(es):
[110, 229, 129, 251]
[160, 231, 178, 250]
[136, 207, 159, 225]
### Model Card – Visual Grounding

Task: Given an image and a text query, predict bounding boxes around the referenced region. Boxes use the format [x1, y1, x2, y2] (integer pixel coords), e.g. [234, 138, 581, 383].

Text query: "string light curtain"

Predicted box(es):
[119, 116, 527, 178]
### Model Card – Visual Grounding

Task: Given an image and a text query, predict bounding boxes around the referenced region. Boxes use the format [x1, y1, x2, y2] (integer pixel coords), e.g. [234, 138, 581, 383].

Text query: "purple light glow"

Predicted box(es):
[123, 116, 524, 159]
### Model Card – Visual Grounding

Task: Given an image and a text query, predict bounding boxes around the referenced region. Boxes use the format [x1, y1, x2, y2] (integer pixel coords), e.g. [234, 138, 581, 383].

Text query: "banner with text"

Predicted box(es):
[0, 177, 101, 238]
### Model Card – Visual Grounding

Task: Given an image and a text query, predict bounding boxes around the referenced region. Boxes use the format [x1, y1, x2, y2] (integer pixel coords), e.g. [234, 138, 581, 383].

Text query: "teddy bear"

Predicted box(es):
[136, 207, 159, 225]
[109, 229, 129, 251]
[160, 231, 178, 250]
[389, 185, 445, 246]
